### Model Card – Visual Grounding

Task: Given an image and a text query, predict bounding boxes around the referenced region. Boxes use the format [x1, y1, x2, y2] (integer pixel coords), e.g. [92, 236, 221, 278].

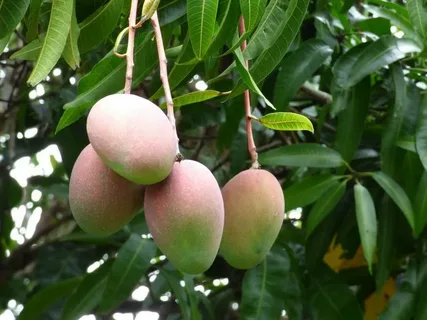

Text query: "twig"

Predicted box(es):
[300, 84, 332, 105]
[124, 0, 139, 94]
[211, 151, 230, 173]
[239, 16, 259, 169]
[191, 128, 206, 161]
[151, 12, 181, 156]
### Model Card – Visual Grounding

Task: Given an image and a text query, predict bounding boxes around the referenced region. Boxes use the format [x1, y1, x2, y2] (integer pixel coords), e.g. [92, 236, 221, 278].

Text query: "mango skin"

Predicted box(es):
[220, 169, 284, 269]
[69, 144, 144, 236]
[86, 93, 176, 185]
[144, 160, 224, 274]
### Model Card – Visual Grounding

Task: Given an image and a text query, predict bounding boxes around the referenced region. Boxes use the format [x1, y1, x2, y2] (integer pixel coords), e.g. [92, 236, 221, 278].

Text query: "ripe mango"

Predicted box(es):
[220, 169, 284, 269]
[69, 144, 144, 236]
[144, 160, 224, 274]
[86, 93, 176, 185]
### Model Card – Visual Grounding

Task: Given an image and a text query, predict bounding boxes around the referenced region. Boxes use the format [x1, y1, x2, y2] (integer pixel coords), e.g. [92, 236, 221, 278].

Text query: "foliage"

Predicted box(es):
[1, 0, 427, 319]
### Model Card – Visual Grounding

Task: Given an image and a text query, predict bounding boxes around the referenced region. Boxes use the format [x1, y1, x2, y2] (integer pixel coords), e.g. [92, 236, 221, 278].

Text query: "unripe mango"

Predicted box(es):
[144, 160, 224, 274]
[87, 93, 176, 185]
[69, 144, 144, 236]
[220, 169, 284, 269]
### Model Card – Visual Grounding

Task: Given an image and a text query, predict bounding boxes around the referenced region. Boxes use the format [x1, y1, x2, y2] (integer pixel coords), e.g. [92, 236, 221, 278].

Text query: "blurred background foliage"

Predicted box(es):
[1, 0, 427, 319]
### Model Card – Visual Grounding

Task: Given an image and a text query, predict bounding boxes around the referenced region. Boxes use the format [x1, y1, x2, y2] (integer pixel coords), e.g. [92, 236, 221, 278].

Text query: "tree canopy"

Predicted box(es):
[1, 0, 427, 319]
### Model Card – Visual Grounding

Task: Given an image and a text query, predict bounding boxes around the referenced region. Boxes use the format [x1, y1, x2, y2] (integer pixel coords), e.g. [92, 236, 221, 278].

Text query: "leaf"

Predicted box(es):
[258, 112, 314, 132]
[284, 175, 341, 211]
[413, 171, 427, 237]
[55, 103, 92, 134]
[407, 0, 427, 45]
[27, 0, 73, 86]
[0, 0, 31, 38]
[335, 76, 371, 162]
[372, 172, 415, 230]
[244, 0, 294, 60]
[230, 0, 310, 98]
[354, 183, 377, 274]
[0, 34, 11, 54]
[18, 277, 82, 320]
[160, 268, 192, 320]
[308, 264, 364, 320]
[240, 0, 267, 34]
[416, 95, 427, 170]
[306, 181, 346, 238]
[233, 46, 275, 109]
[187, 0, 219, 59]
[78, 0, 124, 54]
[184, 275, 202, 320]
[273, 39, 333, 111]
[382, 64, 406, 176]
[364, 4, 423, 45]
[343, 35, 421, 89]
[159, 90, 226, 109]
[62, 261, 113, 320]
[25, 0, 42, 41]
[10, 38, 43, 61]
[241, 247, 300, 320]
[63, 1, 80, 70]
[259, 144, 344, 168]
[98, 235, 157, 312]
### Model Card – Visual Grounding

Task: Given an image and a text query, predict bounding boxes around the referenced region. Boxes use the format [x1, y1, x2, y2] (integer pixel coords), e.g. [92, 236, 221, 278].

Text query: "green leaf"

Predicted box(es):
[63, 1, 80, 70]
[364, 4, 423, 45]
[233, 45, 275, 109]
[230, 0, 309, 98]
[335, 76, 371, 162]
[284, 175, 341, 211]
[62, 261, 113, 320]
[10, 37, 43, 61]
[372, 172, 415, 230]
[368, 0, 409, 18]
[308, 264, 364, 320]
[27, 0, 73, 86]
[184, 275, 202, 320]
[160, 268, 192, 320]
[240, 0, 267, 33]
[306, 181, 346, 238]
[55, 103, 92, 134]
[407, 0, 427, 45]
[382, 64, 406, 176]
[0, 0, 31, 39]
[343, 35, 421, 89]
[414, 171, 427, 237]
[273, 39, 333, 111]
[159, 90, 226, 109]
[0, 34, 11, 54]
[354, 183, 377, 274]
[243, 0, 294, 60]
[416, 95, 427, 170]
[25, 0, 42, 41]
[187, 0, 219, 59]
[259, 143, 344, 168]
[258, 112, 314, 132]
[98, 235, 157, 312]
[241, 247, 300, 320]
[78, 0, 124, 54]
[18, 277, 82, 320]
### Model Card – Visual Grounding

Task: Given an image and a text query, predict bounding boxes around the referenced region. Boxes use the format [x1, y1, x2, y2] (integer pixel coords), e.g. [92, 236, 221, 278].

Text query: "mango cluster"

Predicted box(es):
[69, 93, 285, 274]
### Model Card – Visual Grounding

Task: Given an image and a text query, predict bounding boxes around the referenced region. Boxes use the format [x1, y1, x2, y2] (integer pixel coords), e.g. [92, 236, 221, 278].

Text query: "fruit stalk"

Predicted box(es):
[124, 0, 139, 94]
[151, 12, 181, 155]
[239, 16, 259, 169]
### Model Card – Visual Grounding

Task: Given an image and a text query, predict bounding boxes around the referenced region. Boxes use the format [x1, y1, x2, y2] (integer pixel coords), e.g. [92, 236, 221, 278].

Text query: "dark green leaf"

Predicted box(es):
[27, 0, 73, 86]
[284, 174, 341, 211]
[372, 171, 415, 230]
[258, 112, 314, 132]
[414, 171, 427, 237]
[10, 38, 43, 61]
[98, 235, 157, 312]
[63, 1, 80, 70]
[55, 103, 92, 134]
[416, 94, 427, 170]
[25, 0, 42, 41]
[160, 268, 192, 320]
[306, 180, 346, 238]
[354, 183, 377, 274]
[159, 90, 226, 109]
[240, 0, 267, 34]
[0, 0, 31, 39]
[274, 39, 333, 111]
[407, 0, 427, 45]
[78, 0, 124, 54]
[18, 278, 82, 320]
[259, 143, 344, 168]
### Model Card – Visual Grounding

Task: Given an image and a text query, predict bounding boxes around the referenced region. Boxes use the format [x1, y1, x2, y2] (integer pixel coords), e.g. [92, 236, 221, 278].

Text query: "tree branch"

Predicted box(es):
[124, 0, 139, 94]
[300, 84, 332, 105]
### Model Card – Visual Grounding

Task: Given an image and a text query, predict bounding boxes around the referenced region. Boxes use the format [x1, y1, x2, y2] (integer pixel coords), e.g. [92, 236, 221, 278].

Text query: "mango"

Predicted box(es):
[69, 144, 144, 236]
[86, 93, 176, 185]
[220, 169, 284, 269]
[144, 160, 224, 274]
